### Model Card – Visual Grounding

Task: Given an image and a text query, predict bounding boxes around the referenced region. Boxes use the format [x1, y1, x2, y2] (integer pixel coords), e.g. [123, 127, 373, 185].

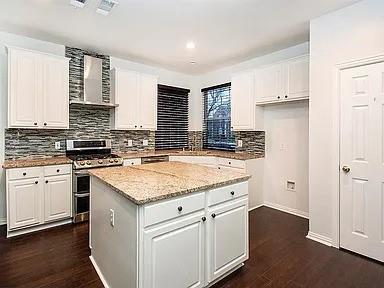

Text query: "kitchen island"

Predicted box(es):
[89, 161, 251, 288]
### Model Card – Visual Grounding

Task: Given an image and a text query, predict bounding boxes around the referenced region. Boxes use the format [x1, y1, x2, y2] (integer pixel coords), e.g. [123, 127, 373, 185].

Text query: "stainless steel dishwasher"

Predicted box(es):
[141, 155, 169, 164]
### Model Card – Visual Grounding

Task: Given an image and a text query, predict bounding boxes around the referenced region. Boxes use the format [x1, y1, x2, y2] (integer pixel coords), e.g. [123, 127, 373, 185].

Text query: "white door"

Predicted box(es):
[41, 55, 69, 129]
[8, 178, 42, 229]
[8, 48, 40, 128]
[340, 62, 384, 262]
[115, 70, 139, 129]
[206, 198, 248, 283]
[138, 74, 157, 130]
[231, 72, 255, 130]
[143, 213, 205, 288]
[255, 64, 284, 103]
[44, 174, 71, 222]
[286, 56, 309, 100]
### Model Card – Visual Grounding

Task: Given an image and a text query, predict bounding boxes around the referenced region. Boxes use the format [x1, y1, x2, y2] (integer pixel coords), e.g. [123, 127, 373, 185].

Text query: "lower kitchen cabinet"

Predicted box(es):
[8, 177, 42, 230]
[6, 164, 72, 237]
[206, 198, 248, 282]
[44, 174, 72, 222]
[143, 212, 205, 288]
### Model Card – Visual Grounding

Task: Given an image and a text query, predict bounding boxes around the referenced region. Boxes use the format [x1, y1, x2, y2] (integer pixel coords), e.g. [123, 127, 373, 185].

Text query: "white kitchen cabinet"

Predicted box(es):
[255, 55, 309, 105]
[207, 197, 248, 283]
[231, 72, 255, 131]
[6, 164, 72, 237]
[8, 177, 42, 230]
[123, 158, 142, 166]
[143, 213, 205, 288]
[44, 174, 71, 222]
[7, 46, 69, 129]
[111, 68, 158, 130]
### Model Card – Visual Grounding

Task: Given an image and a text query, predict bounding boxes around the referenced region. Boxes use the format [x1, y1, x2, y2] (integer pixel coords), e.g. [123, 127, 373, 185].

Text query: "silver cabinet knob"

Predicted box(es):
[342, 166, 351, 173]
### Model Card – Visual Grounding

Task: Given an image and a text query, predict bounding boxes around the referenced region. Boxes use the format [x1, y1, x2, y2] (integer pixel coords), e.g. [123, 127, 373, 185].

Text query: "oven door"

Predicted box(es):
[73, 170, 90, 223]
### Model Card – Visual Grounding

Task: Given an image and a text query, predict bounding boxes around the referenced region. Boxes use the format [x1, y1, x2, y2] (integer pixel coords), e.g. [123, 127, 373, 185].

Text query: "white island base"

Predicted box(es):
[90, 177, 249, 288]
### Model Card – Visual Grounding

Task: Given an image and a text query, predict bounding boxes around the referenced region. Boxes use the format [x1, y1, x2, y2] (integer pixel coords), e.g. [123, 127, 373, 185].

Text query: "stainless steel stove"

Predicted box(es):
[66, 139, 123, 223]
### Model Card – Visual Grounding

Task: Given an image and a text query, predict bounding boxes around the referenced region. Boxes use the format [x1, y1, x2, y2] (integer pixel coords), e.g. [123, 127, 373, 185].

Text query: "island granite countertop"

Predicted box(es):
[89, 161, 251, 205]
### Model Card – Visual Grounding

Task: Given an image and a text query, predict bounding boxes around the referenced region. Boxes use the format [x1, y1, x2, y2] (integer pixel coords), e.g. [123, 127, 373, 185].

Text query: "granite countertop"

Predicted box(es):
[89, 161, 251, 205]
[118, 149, 263, 161]
[2, 156, 72, 169]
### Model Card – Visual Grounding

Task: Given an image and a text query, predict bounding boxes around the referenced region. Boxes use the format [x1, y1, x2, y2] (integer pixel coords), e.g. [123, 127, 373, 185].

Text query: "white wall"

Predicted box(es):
[0, 32, 65, 225]
[309, 0, 384, 244]
[195, 43, 310, 216]
[263, 101, 309, 217]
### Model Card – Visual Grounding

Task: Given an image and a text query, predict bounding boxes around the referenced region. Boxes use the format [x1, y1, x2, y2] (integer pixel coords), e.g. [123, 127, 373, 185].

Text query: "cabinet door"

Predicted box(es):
[256, 64, 284, 103]
[8, 178, 42, 230]
[44, 174, 71, 222]
[8, 48, 40, 128]
[206, 198, 248, 283]
[143, 213, 205, 288]
[114, 70, 139, 129]
[286, 56, 309, 100]
[138, 74, 157, 130]
[231, 72, 255, 130]
[42, 55, 69, 129]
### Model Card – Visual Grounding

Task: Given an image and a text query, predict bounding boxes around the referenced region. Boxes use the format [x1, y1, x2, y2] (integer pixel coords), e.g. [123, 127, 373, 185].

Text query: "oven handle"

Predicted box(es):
[74, 193, 90, 198]
[74, 170, 89, 176]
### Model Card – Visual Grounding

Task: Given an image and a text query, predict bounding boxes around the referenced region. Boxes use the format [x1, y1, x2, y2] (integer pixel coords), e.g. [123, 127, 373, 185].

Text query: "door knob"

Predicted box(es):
[342, 166, 351, 173]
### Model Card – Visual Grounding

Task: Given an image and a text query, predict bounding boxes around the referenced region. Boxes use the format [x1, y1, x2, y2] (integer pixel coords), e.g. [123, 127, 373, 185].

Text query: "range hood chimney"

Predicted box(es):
[69, 54, 118, 109]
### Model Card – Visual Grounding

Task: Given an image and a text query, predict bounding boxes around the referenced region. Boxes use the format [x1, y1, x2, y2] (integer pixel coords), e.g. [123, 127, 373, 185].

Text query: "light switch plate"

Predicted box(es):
[127, 140, 133, 147]
[286, 181, 296, 192]
[55, 142, 61, 150]
[143, 139, 149, 146]
[237, 140, 243, 148]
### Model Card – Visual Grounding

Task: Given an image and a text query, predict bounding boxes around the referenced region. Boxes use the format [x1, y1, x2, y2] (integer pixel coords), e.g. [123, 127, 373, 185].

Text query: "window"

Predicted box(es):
[155, 85, 190, 149]
[202, 83, 235, 151]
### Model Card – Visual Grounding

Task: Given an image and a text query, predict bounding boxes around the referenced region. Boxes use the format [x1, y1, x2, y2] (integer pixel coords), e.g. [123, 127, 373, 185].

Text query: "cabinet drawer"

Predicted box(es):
[208, 181, 248, 207]
[44, 164, 71, 177]
[8, 167, 42, 180]
[123, 158, 141, 166]
[144, 192, 205, 227]
[217, 158, 245, 169]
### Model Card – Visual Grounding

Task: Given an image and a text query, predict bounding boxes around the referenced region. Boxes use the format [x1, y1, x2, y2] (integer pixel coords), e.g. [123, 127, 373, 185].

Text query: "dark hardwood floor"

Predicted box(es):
[1, 207, 383, 288]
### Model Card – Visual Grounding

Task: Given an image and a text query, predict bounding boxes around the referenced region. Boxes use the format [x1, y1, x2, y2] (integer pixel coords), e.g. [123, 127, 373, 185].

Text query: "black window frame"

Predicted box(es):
[202, 82, 235, 151]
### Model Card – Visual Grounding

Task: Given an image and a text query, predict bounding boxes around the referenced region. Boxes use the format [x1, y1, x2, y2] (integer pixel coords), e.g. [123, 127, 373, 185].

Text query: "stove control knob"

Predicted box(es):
[80, 161, 85, 166]
[109, 159, 114, 163]
[86, 161, 92, 165]
[114, 159, 119, 163]
[98, 160, 103, 164]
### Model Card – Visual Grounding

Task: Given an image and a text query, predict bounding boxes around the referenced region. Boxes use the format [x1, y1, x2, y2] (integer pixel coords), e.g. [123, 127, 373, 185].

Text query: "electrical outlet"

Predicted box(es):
[143, 139, 148, 146]
[237, 140, 243, 148]
[127, 140, 133, 147]
[110, 209, 115, 227]
[286, 181, 296, 192]
[55, 142, 61, 150]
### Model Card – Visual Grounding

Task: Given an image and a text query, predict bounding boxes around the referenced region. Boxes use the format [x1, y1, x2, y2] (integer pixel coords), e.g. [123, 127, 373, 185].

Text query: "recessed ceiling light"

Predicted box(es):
[96, 0, 118, 15]
[70, 0, 86, 8]
[189, 61, 196, 65]
[186, 42, 195, 49]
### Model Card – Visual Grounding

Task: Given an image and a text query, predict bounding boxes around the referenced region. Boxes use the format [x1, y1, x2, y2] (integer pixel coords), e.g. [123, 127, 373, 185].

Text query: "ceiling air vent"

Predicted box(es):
[70, 0, 87, 8]
[96, 0, 118, 15]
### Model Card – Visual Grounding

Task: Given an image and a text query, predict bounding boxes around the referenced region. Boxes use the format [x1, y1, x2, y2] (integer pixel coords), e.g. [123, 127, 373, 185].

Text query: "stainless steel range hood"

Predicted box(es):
[69, 55, 118, 109]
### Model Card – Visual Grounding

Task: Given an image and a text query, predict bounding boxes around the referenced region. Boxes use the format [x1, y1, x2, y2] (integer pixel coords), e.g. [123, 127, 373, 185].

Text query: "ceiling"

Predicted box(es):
[0, 0, 360, 74]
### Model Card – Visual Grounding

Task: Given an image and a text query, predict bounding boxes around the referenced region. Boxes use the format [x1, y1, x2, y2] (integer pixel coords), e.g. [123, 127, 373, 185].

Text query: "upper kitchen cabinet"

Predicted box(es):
[7, 46, 69, 129]
[231, 71, 263, 131]
[111, 68, 158, 130]
[255, 55, 309, 105]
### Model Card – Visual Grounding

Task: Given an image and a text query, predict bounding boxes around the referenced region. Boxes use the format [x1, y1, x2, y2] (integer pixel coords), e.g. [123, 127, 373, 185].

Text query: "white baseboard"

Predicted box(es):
[263, 201, 309, 219]
[90, 255, 110, 288]
[7, 219, 72, 238]
[248, 204, 263, 212]
[306, 231, 333, 247]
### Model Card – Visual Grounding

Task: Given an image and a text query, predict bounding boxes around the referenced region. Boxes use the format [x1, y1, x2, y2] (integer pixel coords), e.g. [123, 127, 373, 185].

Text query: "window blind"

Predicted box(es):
[155, 85, 190, 150]
[202, 83, 235, 151]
